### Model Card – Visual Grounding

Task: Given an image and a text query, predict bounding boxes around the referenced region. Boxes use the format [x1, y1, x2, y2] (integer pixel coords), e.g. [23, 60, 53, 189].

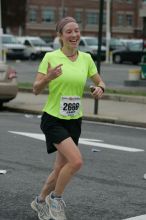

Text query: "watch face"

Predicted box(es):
[90, 86, 95, 93]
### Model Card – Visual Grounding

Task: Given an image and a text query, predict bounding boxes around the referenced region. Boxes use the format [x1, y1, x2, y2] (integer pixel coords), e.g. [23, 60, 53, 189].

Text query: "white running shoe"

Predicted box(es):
[31, 196, 52, 220]
[45, 192, 67, 220]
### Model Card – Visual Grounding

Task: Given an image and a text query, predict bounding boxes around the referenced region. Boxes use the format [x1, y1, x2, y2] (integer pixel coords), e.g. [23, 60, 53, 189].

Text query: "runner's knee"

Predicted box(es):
[70, 158, 83, 172]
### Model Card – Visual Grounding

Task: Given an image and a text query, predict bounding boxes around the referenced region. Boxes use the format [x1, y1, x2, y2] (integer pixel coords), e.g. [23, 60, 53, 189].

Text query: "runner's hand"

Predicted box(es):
[46, 63, 63, 81]
[90, 86, 104, 99]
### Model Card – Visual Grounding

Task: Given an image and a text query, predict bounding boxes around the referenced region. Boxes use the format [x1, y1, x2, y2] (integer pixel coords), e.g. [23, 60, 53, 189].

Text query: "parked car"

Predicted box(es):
[102, 37, 125, 51]
[17, 36, 53, 60]
[1, 34, 27, 59]
[112, 40, 145, 64]
[78, 36, 106, 60]
[0, 63, 18, 108]
[53, 36, 106, 61]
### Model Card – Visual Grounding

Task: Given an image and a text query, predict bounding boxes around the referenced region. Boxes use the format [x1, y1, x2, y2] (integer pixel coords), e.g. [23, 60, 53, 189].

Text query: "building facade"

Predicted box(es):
[2, 0, 144, 42]
[140, 0, 146, 41]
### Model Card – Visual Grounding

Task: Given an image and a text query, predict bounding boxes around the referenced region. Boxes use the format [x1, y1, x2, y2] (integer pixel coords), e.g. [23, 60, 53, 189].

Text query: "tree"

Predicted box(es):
[1, 0, 26, 34]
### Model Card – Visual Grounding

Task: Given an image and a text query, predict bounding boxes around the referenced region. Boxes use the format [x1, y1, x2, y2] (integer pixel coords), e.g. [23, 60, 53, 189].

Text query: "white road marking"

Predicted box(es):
[80, 138, 144, 152]
[8, 131, 144, 152]
[123, 214, 146, 220]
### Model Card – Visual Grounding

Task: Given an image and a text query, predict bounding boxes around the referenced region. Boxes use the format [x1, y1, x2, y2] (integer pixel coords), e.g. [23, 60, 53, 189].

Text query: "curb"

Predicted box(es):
[82, 115, 146, 128]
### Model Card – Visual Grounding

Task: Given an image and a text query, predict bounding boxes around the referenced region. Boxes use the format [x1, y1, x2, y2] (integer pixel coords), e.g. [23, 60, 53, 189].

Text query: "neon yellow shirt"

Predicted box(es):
[38, 49, 97, 119]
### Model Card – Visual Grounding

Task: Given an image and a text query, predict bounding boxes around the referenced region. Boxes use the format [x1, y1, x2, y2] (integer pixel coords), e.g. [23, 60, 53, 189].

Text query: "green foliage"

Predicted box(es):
[19, 83, 146, 97]
[18, 83, 33, 89]
[105, 88, 146, 97]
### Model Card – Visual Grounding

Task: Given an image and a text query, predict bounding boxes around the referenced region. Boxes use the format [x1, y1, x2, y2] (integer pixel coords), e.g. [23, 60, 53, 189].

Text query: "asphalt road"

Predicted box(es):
[7, 60, 139, 88]
[1, 112, 146, 220]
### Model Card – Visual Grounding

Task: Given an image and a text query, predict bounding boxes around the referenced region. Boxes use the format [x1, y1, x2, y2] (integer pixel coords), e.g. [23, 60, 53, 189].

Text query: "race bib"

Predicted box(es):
[60, 96, 81, 116]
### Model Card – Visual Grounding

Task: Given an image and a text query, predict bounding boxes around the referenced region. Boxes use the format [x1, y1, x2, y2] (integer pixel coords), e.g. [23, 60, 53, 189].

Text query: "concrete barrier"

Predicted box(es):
[128, 69, 140, 81]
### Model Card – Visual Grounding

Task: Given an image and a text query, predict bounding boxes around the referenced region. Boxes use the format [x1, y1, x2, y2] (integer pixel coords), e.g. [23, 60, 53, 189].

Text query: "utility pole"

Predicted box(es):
[94, 0, 104, 115]
[105, 0, 111, 63]
[61, 0, 65, 18]
[0, 0, 3, 63]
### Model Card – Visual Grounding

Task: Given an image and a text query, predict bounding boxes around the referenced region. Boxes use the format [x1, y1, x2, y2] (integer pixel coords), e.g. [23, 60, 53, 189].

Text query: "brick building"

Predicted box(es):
[2, 0, 145, 42]
[140, 0, 146, 42]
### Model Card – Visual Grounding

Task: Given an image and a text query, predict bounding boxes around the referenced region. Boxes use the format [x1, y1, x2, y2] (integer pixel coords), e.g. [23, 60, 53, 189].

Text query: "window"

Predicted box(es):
[84, 37, 98, 46]
[126, 14, 133, 26]
[28, 8, 37, 22]
[79, 40, 85, 46]
[75, 11, 82, 23]
[2, 36, 19, 44]
[30, 38, 46, 46]
[117, 14, 125, 26]
[103, 11, 106, 25]
[128, 42, 143, 51]
[42, 8, 54, 22]
[126, 0, 133, 3]
[24, 40, 31, 46]
[86, 12, 98, 25]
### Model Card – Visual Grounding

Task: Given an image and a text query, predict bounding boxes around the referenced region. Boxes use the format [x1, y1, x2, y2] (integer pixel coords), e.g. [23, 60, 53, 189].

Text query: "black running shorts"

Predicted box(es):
[40, 112, 82, 154]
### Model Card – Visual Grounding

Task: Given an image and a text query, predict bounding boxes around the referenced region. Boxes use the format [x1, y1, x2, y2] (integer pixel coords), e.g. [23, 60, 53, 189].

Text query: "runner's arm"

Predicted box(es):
[33, 63, 63, 95]
[90, 73, 105, 90]
[33, 72, 51, 95]
[90, 73, 105, 99]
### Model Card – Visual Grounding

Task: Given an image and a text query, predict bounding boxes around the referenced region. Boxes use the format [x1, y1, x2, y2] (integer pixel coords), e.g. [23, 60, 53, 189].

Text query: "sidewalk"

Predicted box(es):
[4, 91, 146, 128]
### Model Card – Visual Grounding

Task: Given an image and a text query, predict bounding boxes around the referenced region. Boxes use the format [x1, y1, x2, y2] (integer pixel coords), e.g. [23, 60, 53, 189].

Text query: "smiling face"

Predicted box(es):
[60, 22, 81, 49]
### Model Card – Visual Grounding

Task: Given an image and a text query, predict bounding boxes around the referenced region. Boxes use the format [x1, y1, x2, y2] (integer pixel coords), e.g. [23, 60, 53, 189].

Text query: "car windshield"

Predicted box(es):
[85, 38, 98, 46]
[110, 39, 124, 46]
[127, 42, 143, 51]
[30, 39, 47, 46]
[2, 36, 19, 44]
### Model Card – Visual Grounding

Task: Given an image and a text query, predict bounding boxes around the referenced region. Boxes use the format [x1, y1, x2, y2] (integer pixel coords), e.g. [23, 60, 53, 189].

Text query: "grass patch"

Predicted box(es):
[105, 88, 146, 97]
[18, 82, 33, 89]
[18, 83, 146, 97]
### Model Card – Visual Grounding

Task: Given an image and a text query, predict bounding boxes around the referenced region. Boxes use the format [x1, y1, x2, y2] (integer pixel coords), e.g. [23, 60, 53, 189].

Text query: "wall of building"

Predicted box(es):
[2, 0, 144, 41]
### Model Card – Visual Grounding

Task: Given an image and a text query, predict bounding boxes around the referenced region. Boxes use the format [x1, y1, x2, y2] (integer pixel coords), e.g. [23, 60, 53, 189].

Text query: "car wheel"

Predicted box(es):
[0, 102, 3, 109]
[133, 61, 138, 65]
[30, 53, 37, 60]
[113, 54, 122, 64]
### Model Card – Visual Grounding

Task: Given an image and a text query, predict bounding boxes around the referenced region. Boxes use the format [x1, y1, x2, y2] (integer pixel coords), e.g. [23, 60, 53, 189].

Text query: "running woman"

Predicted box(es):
[31, 16, 105, 220]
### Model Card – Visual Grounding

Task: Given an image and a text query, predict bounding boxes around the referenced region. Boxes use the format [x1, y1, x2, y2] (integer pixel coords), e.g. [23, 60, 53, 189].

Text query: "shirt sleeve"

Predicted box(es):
[38, 53, 50, 75]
